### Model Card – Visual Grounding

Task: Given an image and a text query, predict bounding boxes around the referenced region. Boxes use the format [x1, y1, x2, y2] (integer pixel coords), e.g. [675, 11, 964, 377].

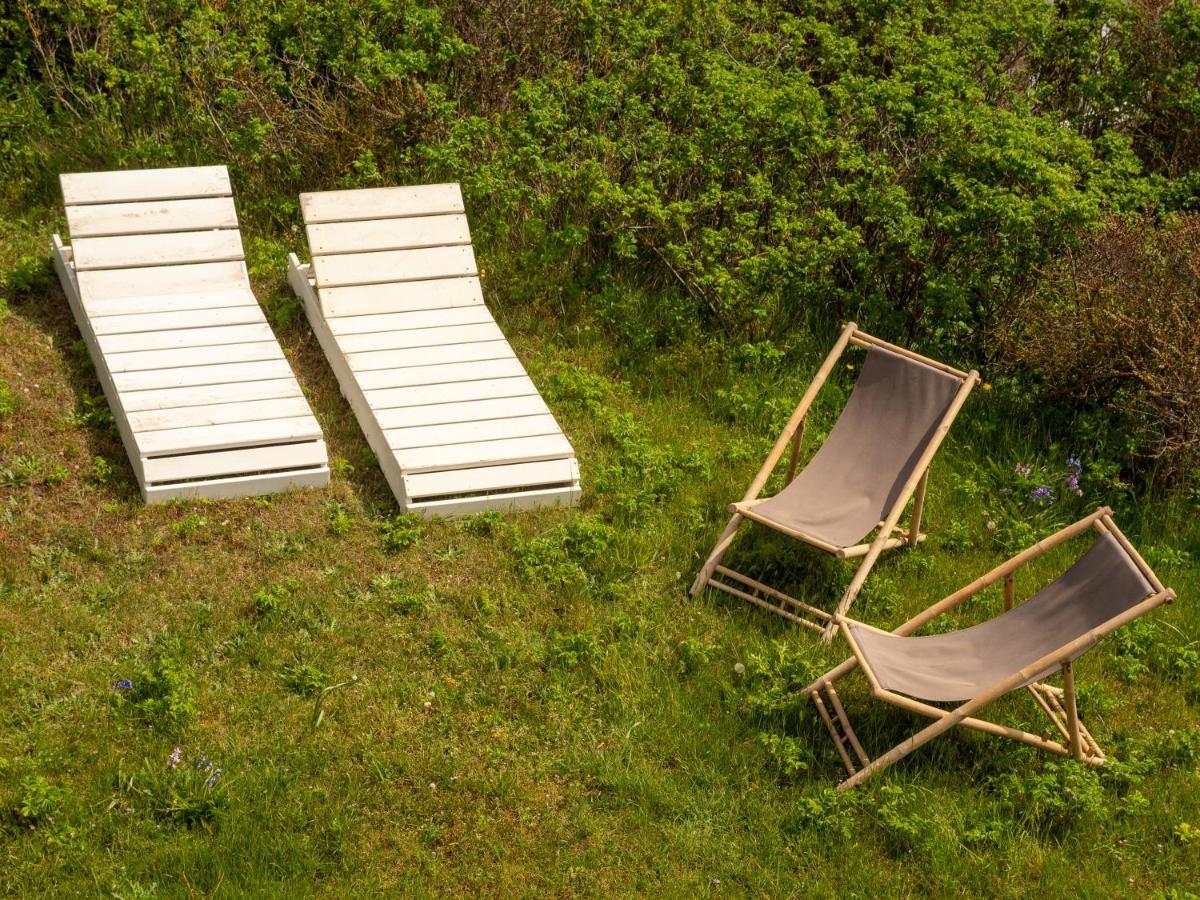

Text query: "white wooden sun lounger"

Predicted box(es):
[287, 183, 580, 516]
[52, 165, 330, 502]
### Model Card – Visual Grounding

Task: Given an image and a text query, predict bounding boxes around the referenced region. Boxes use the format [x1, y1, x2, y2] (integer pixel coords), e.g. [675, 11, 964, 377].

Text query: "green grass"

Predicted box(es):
[1, 211, 1198, 898]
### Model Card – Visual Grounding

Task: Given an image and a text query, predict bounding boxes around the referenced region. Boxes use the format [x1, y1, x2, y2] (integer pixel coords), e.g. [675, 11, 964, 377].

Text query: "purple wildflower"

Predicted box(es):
[168, 747, 182, 770]
[1030, 485, 1056, 506]
[1014, 463, 1032, 478]
[1066, 454, 1084, 496]
[113, 679, 133, 691]
[195, 754, 208, 770]
[204, 768, 222, 789]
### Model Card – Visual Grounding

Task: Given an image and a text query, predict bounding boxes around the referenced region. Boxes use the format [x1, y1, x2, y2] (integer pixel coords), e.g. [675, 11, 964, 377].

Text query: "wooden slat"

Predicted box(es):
[85, 290, 254, 319]
[312, 245, 476, 288]
[121, 378, 302, 413]
[328, 304, 492, 336]
[61, 166, 231, 205]
[91, 304, 264, 335]
[407, 484, 580, 516]
[112, 358, 296, 393]
[106, 341, 281, 373]
[346, 339, 513, 373]
[77, 262, 249, 302]
[334, 322, 502, 355]
[364, 376, 537, 411]
[351, 358, 525, 390]
[98, 323, 274, 354]
[372, 395, 550, 430]
[307, 214, 470, 255]
[66, 196, 238, 238]
[142, 440, 326, 484]
[300, 184, 464, 225]
[319, 277, 484, 318]
[143, 466, 329, 503]
[385, 413, 562, 450]
[136, 416, 321, 457]
[403, 458, 578, 500]
[128, 396, 314, 432]
[395, 434, 573, 474]
[72, 230, 244, 271]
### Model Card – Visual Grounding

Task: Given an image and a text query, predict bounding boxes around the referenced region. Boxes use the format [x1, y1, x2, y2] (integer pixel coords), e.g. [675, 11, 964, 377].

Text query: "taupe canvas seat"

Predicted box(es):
[808, 509, 1176, 789]
[692, 322, 978, 639]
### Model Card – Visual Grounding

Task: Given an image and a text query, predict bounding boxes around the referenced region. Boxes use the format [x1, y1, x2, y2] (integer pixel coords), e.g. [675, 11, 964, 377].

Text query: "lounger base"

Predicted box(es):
[53, 213, 329, 504]
[289, 254, 580, 518]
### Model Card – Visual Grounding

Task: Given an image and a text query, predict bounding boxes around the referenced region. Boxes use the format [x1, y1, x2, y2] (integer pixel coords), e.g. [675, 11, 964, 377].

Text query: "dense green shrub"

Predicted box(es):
[4, 0, 1197, 352]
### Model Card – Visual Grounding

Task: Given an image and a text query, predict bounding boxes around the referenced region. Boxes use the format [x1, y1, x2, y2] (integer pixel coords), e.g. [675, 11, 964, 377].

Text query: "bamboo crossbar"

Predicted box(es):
[732, 504, 843, 555]
[706, 577, 825, 633]
[848, 331, 972, 379]
[713, 566, 832, 619]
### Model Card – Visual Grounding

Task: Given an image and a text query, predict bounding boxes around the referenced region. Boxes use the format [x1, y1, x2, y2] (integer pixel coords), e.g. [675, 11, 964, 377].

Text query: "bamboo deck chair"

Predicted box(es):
[807, 508, 1175, 789]
[691, 322, 979, 640]
[51, 165, 330, 502]
[287, 183, 579, 516]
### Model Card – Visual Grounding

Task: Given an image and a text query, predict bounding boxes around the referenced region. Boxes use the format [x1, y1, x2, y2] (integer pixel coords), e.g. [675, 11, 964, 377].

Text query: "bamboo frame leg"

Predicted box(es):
[908, 469, 929, 547]
[825, 682, 870, 768]
[812, 690, 857, 776]
[1004, 573, 1015, 610]
[689, 513, 743, 597]
[1061, 660, 1083, 762]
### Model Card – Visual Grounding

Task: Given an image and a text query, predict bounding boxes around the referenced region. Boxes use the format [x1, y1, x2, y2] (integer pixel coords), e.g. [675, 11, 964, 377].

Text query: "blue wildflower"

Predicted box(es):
[1030, 485, 1056, 506]
[113, 679, 133, 691]
[204, 768, 222, 789]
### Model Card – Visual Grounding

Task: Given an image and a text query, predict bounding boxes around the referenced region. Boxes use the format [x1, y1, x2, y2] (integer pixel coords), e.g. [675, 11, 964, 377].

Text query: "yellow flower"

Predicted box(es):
[982, 382, 993, 391]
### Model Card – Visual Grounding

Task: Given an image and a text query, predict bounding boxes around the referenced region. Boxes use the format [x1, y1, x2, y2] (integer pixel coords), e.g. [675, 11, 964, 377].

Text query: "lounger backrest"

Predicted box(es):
[62, 166, 248, 305]
[299, 184, 483, 318]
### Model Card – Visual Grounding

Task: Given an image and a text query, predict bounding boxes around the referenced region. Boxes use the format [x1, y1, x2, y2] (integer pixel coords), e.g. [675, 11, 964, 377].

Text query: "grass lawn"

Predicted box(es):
[1, 206, 1198, 897]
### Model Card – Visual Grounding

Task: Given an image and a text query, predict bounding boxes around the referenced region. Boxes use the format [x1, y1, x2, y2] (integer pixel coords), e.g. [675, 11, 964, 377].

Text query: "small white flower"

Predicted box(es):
[733, 662, 746, 675]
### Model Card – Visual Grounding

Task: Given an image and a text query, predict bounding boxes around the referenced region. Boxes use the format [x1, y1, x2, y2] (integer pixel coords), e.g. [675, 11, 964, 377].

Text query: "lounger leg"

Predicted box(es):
[690, 513, 744, 596]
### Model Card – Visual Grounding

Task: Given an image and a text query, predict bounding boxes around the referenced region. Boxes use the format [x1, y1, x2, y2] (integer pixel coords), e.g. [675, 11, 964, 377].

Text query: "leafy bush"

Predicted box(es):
[990, 760, 1106, 836]
[4, 0, 1196, 360]
[513, 516, 615, 585]
[280, 662, 329, 698]
[380, 513, 423, 553]
[14, 775, 66, 827]
[124, 656, 197, 733]
[996, 214, 1200, 481]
